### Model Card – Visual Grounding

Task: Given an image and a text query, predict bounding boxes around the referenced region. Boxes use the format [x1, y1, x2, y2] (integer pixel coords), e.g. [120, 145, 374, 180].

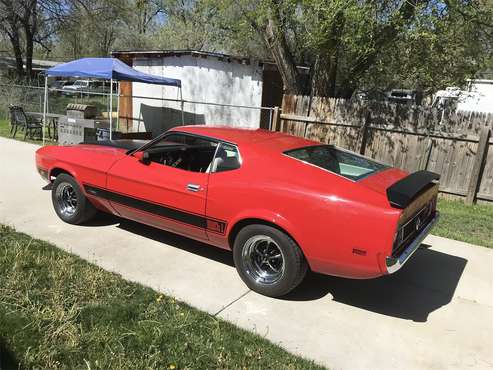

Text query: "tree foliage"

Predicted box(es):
[0, 0, 58, 80]
[1, 0, 492, 95]
[205, 0, 493, 97]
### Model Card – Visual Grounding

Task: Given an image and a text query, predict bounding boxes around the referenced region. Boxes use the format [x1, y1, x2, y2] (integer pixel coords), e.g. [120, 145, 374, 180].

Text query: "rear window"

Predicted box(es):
[284, 145, 387, 181]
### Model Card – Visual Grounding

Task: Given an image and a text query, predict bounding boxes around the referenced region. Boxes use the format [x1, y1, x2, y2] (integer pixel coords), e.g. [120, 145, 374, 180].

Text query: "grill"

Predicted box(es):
[393, 199, 436, 257]
[66, 104, 97, 119]
[58, 104, 110, 145]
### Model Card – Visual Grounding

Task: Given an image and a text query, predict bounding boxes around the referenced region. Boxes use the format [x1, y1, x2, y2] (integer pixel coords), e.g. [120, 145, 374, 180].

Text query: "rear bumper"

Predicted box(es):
[385, 211, 440, 274]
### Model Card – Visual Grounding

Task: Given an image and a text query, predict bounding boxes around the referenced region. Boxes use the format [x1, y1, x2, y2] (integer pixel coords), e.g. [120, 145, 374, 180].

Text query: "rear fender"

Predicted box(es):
[227, 209, 302, 250]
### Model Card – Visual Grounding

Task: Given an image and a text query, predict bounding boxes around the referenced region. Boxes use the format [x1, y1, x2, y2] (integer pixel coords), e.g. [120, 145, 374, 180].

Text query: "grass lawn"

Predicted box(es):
[0, 118, 10, 139]
[0, 118, 52, 146]
[0, 93, 112, 146]
[434, 198, 493, 248]
[0, 225, 323, 370]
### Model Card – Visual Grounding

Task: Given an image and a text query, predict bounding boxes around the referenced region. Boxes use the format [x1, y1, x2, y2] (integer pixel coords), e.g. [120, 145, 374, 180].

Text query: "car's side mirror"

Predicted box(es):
[133, 151, 151, 165]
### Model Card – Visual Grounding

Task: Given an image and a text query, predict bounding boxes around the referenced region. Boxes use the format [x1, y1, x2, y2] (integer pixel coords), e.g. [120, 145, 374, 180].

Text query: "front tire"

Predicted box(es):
[51, 174, 97, 224]
[233, 224, 308, 297]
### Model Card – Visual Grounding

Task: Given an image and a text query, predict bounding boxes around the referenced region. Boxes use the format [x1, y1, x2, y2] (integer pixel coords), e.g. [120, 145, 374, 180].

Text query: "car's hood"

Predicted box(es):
[81, 140, 149, 152]
[36, 143, 129, 175]
[37, 140, 149, 163]
[37, 143, 129, 158]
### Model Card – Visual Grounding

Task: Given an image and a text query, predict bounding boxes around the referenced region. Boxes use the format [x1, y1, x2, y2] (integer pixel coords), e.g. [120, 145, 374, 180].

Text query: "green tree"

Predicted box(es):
[3, 0, 492, 95]
[367, 1, 493, 95]
[200, 0, 493, 97]
[0, 0, 65, 80]
[51, 0, 164, 59]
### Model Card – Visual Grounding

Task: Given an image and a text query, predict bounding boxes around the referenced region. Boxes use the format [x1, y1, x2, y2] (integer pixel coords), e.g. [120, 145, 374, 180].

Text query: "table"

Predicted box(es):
[26, 112, 64, 141]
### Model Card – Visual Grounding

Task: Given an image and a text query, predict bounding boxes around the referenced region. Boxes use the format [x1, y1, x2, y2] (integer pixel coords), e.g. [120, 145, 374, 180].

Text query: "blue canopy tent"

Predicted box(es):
[43, 57, 182, 142]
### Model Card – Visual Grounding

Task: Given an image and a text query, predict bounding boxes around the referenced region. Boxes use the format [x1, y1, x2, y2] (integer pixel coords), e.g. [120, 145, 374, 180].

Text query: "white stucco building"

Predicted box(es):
[456, 79, 493, 113]
[432, 79, 493, 113]
[112, 50, 304, 136]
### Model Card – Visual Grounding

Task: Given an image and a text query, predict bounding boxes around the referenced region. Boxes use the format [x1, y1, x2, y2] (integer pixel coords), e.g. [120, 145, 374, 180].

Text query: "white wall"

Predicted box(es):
[457, 80, 493, 113]
[131, 55, 264, 134]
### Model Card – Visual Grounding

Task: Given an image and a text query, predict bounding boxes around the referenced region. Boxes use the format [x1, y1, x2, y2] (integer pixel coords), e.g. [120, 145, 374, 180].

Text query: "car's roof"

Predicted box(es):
[172, 125, 317, 151]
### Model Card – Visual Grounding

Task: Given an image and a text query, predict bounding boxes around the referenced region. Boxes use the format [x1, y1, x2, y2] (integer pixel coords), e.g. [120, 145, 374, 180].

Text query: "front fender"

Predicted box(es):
[48, 161, 79, 182]
[36, 147, 80, 183]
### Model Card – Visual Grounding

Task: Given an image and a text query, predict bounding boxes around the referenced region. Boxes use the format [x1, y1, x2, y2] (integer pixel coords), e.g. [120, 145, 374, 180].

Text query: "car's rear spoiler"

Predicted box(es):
[386, 170, 440, 209]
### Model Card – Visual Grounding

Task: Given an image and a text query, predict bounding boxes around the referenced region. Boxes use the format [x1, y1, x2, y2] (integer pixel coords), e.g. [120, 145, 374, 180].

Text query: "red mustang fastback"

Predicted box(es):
[35, 126, 440, 297]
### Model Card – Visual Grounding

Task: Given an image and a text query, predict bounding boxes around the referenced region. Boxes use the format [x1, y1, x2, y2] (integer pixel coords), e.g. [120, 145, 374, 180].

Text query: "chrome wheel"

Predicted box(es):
[55, 182, 78, 217]
[242, 235, 285, 285]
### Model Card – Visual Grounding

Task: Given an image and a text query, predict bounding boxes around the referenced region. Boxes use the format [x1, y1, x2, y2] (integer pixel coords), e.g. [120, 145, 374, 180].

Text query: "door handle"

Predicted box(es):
[186, 183, 201, 192]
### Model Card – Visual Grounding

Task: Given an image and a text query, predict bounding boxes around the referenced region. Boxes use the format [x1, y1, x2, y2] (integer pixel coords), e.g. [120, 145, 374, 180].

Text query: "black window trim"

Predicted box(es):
[127, 130, 236, 155]
[283, 144, 388, 182]
[210, 141, 242, 174]
[127, 129, 242, 174]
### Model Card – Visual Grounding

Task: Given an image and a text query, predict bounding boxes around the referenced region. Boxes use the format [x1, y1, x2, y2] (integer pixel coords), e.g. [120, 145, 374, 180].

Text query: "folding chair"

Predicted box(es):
[9, 105, 43, 140]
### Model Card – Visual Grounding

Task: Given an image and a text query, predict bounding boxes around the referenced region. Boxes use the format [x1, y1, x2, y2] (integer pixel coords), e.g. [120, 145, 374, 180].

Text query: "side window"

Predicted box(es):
[161, 133, 216, 148]
[146, 133, 218, 173]
[162, 133, 186, 144]
[212, 143, 241, 173]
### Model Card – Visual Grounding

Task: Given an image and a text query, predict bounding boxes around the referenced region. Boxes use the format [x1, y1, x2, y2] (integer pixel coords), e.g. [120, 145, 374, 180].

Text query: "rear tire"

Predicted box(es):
[51, 174, 97, 224]
[233, 224, 308, 297]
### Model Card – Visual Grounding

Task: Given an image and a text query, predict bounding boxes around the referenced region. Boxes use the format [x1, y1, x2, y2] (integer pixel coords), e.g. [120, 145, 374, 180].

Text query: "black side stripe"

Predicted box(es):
[84, 184, 226, 234]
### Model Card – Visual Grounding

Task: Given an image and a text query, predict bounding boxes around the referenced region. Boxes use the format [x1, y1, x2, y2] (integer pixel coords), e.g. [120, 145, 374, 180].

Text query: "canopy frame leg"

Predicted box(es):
[180, 87, 184, 125]
[117, 81, 120, 131]
[109, 78, 113, 140]
[42, 75, 48, 145]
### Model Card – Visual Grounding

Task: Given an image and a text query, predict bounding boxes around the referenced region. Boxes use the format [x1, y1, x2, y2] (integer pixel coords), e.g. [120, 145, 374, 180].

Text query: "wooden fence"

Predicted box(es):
[271, 95, 493, 204]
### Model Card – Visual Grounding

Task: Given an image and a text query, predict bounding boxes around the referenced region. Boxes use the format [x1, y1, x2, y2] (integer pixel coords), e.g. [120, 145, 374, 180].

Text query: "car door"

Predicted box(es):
[204, 142, 242, 246]
[105, 133, 216, 240]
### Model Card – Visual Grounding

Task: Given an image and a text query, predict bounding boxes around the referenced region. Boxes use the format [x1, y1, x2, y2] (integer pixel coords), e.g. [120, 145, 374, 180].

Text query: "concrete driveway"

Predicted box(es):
[1, 137, 492, 370]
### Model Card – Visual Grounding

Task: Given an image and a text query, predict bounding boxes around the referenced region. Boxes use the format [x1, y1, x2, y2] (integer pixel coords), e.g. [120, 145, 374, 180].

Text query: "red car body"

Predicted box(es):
[35, 126, 439, 280]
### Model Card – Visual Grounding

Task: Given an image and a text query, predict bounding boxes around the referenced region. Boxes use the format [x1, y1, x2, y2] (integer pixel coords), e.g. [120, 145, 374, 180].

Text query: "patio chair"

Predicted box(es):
[9, 105, 43, 140]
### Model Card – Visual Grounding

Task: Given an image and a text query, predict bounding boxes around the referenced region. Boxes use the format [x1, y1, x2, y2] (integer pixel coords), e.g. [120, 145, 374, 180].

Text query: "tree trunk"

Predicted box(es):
[348, 0, 424, 81]
[9, 33, 24, 79]
[310, 9, 345, 97]
[311, 53, 339, 97]
[24, 32, 34, 81]
[0, 0, 24, 79]
[22, 0, 37, 82]
[262, 13, 303, 94]
[327, 54, 338, 96]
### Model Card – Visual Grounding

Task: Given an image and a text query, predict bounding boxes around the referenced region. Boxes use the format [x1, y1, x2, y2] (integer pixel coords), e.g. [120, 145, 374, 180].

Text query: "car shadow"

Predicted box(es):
[116, 218, 235, 267]
[85, 214, 467, 323]
[0, 337, 20, 370]
[284, 247, 468, 322]
[81, 212, 121, 227]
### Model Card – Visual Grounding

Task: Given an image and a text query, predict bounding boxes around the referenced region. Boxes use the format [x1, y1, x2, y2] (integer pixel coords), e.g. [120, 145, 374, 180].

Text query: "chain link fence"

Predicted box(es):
[0, 79, 45, 119]
[0, 82, 275, 135]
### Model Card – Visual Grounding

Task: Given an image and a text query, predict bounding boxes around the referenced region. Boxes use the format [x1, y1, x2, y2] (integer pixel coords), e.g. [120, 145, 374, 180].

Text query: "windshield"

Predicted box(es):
[73, 80, 87, 87]
[284, 145, 387, 181]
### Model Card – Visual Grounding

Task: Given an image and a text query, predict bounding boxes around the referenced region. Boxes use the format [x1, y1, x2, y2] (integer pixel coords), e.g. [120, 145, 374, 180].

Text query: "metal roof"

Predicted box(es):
[111, 49, 309, 70]
[112, 49, 260, 62]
